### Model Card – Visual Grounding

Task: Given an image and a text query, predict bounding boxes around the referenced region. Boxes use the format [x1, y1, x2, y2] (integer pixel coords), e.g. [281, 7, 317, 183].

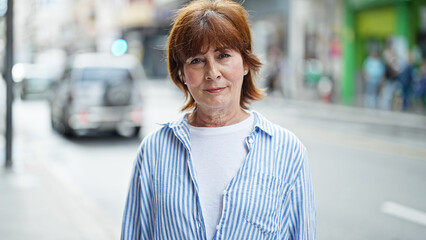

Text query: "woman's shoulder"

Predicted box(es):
[272, 123, 306, 153]
[140, 114, 188, 147]
[141, 124, 175, 146]
[252, 111, 306, 150]
[252, 111, 308, 182]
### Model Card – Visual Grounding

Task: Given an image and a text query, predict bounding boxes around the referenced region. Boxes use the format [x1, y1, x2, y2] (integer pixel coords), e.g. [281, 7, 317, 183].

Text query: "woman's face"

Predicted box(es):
[182, 45, 247, 112]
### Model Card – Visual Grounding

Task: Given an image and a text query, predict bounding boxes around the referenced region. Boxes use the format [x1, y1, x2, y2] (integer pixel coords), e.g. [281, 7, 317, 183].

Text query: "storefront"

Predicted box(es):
[342, 0, 422, 105]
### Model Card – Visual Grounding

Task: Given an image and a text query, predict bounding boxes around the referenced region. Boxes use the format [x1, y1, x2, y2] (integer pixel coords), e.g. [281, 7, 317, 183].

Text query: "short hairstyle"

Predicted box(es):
[167, 0, 264, 111]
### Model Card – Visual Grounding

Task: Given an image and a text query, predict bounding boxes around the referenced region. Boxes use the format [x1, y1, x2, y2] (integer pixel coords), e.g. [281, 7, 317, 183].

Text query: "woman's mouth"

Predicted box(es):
[205, 87, 226, 93]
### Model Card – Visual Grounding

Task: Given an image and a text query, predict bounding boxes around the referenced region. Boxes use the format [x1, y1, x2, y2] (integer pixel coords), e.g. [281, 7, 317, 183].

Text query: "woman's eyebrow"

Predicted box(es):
[214, 47, 230, 52]
[188, 47, 230, 57]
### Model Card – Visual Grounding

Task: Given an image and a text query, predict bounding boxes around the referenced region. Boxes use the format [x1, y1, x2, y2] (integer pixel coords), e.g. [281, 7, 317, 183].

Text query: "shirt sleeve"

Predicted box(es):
[121, 146, 154, 240]
[286, 149, 316, 239]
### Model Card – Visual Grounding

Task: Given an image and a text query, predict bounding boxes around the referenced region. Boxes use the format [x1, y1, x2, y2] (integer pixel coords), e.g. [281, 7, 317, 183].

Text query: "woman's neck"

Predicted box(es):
[188, 107, 249, 127]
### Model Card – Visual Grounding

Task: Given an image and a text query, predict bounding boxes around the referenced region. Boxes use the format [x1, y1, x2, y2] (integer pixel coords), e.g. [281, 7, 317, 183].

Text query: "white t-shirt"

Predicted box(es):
[188, 113, 254, 239]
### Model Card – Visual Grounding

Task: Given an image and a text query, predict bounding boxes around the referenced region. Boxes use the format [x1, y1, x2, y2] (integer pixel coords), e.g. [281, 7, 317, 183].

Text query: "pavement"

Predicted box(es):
[0, 89, 425, 239]
[259, 95, 426, 131]
[0, 150, 120, 240]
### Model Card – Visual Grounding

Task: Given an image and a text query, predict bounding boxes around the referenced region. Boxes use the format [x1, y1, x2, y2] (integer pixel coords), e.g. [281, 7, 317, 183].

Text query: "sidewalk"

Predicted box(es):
[0, 155, 120, 240]
[260, 95, 426, 131]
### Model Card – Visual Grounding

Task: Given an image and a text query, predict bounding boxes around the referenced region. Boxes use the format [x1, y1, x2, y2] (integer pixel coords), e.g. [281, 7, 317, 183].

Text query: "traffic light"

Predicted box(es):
[111, 39, 128, 56]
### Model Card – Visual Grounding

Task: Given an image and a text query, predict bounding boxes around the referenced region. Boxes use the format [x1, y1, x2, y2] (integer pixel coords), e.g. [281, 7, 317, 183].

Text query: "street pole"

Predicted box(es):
[5, 0, 13, 168]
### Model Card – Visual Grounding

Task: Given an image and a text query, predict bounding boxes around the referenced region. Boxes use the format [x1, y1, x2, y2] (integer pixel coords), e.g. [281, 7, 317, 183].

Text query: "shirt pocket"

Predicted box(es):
[244, 172, 290, 234]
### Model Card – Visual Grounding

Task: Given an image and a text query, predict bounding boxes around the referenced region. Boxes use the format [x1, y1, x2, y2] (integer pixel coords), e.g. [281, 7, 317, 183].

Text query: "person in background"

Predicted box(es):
[362, 49, 385, 108]
[414, 59, 426, 109]
[121, 0, 316, 239]
[398, 51, 416, 111]
[380, 38, 400, 110]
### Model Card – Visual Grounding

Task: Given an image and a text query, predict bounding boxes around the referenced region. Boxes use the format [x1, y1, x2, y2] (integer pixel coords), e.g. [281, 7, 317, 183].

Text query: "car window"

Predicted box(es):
[78, 68, 132, 84]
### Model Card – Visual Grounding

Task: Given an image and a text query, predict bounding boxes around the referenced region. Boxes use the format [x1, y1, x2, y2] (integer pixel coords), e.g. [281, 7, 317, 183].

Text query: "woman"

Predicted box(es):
[122, 0, 316, 239]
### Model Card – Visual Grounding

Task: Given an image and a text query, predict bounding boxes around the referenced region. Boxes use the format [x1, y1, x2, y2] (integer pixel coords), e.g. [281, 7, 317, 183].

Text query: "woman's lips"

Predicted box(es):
[205, 87, 226, 93]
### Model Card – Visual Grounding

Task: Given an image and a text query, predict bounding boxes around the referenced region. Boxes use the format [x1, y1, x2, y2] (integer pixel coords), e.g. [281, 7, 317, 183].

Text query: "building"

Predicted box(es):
[342, 0, 424, 105]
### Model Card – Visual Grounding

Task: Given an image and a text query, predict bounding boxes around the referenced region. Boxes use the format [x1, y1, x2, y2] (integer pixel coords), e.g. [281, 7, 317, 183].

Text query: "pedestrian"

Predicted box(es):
[121, 0, 316, 239]
[398, 62, 414, 111]
[379, 38, 400, 110]
[362, 49, 385, 108]
[414, 60, 426, 109]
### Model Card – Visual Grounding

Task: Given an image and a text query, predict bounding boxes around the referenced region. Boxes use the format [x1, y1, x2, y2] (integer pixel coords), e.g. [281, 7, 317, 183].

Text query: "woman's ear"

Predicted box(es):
[243, 63, 249, 75]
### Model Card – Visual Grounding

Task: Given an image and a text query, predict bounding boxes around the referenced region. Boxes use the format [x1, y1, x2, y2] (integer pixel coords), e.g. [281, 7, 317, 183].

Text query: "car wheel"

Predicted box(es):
[116, 125, 140, 138]
[51, 114, 58, 131]
[53, 113, 75, 138]
[133, 126, 141, 136]
[61, 118, 75, 138]
[20, 92, 27, 100]
[63, 128, 75, 138]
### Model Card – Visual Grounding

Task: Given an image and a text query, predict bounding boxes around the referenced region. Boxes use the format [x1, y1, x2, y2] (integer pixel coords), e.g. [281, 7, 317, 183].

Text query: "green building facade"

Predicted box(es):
[342, 0, 425, 104]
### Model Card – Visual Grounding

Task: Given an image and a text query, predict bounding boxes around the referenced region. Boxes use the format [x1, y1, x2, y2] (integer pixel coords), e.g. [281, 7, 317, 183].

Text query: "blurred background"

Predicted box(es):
[0, 0, 426, 239]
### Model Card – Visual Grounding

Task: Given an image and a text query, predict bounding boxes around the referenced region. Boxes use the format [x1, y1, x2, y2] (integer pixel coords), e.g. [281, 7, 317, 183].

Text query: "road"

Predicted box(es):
[11, 79, 426, 239]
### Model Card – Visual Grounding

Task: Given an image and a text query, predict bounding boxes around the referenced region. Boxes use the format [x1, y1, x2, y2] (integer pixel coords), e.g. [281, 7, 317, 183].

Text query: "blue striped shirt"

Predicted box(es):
[122, 111, 316, 239]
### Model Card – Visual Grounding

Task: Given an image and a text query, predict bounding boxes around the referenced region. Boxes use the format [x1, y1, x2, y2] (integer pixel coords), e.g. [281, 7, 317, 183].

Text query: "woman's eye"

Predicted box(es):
[219, 53, 231, 59]
[190, 58, 202, 64]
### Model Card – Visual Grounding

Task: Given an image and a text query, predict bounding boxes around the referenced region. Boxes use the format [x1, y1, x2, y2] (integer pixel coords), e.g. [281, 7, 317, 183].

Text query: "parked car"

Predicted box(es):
[12, 63, 54, 100]
[14, 49, 67, 100]
[49, 52, 146, 137]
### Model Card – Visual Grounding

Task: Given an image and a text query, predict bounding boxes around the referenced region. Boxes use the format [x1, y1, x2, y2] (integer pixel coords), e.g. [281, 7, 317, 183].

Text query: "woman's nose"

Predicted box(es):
[205, 61, 221, 80]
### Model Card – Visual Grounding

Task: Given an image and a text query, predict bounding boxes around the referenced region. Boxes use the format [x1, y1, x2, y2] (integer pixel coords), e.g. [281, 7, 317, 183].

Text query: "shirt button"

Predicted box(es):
[248, 139, 254, 144]
[222, 190, 227, 195]
[216, 225, 220, 230]
[197, 221, 201, 228]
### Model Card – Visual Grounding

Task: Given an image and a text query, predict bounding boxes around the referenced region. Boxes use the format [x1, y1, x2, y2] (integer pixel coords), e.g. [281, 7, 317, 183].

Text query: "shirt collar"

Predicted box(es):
[165, 113, 191, 151]
[251, 110, 274, 137]
[166, 110, 274, 138]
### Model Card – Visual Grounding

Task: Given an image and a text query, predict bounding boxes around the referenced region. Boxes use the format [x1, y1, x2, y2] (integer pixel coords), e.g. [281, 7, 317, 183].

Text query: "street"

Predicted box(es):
[8, 79, 426, 239]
